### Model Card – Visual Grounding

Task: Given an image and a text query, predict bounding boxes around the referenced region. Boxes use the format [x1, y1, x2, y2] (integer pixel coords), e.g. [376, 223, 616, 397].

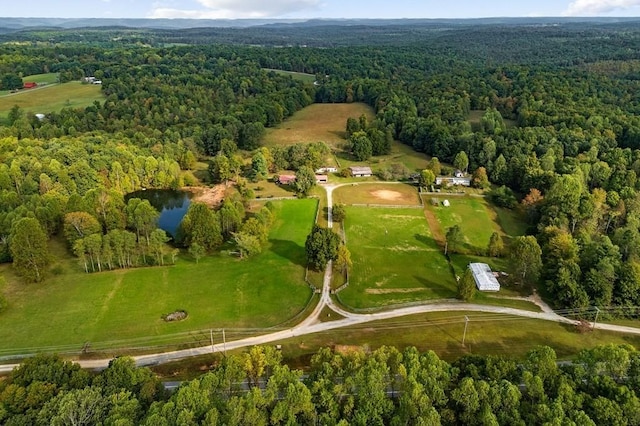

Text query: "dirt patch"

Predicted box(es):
[366, 288, 427, 294]
[183, 184, 228, 207]
[423, 207, 445, 245]
[371, 190, 404, 201]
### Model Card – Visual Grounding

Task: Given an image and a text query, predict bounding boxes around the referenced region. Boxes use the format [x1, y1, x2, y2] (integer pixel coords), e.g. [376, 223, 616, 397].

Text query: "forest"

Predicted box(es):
[1, 344, 640, 425]
[2, 21, 640, 312]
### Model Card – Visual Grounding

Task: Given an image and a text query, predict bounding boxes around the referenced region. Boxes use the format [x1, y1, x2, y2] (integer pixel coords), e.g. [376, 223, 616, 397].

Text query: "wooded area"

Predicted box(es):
[2, 344, 640, 425]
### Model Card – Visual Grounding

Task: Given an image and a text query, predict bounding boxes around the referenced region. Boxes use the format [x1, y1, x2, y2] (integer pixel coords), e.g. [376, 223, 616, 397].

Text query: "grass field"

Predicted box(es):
[263, 69, 316, 84]
[263, 103, 375, 147]
[275, 312, 640, 365]
[429, 196, 502, 254]
[152, 311, 640, 379]
[339, 207, 455, 309]
[23, 73, 59, 84]
[0, 200, 317, 356]
[0, 81, 103, 120]
[332, 183, 420, 206]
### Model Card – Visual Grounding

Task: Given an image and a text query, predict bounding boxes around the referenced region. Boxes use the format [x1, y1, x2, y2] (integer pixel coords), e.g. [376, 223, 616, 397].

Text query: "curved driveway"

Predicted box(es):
[1, 183, 639, 373]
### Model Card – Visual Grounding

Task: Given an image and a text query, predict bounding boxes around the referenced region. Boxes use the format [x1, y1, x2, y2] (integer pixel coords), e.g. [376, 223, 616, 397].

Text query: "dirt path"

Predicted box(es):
[423, 206, 445, 246]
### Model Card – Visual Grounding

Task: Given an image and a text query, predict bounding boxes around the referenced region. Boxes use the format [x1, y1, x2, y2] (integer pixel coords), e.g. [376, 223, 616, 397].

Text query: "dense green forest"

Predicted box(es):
[2, 344, 640, 425]
[3, 21, 640, 311]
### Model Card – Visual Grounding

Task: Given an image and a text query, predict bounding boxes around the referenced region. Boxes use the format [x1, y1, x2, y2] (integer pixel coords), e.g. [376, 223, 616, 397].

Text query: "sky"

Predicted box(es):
[3, 0, 640, 20]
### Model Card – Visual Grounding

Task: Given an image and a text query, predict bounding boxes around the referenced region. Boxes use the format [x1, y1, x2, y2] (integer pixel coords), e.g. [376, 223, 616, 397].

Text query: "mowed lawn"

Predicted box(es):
[263, 103, 375, 147]
[339, 207, 455, 309]
[0, 81, 103, 119]
[429, 196, 502, 254]
[0, 200, 317, 354]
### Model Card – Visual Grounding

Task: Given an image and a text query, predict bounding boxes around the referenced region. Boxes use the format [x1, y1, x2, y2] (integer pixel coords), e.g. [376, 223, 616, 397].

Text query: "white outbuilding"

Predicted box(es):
[468, 262, 501, 292]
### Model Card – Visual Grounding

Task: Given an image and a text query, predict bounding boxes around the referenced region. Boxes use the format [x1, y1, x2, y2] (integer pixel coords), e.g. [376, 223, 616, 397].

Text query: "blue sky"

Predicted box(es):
[4, 0, 640, 19]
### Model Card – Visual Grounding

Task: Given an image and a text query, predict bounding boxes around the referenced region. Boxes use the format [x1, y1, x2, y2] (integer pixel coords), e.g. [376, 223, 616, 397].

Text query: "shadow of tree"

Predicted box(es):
[269, 239, 306, 267]
[414, 276, 456, 299]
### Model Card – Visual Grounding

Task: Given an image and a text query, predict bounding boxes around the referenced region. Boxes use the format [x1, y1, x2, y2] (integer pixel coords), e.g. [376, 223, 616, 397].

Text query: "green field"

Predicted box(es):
[274, 312, 640, 364]
[339, 207, 455, 309]
[429, 196, 502, 254]
[23, 73, 59, 84]
[263, 103, 375, 147]
[0, 200, 317, 356]
[0, 81, 103, 119]
[263, 68, 316, 84]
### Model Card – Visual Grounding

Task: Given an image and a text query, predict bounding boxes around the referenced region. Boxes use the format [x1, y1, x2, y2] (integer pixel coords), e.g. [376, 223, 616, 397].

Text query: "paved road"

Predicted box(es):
[2, 182, 640, 373]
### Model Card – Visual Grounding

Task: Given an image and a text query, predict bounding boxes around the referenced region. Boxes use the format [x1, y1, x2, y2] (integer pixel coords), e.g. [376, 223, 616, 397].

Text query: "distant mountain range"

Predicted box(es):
[1, 17, 640, 31]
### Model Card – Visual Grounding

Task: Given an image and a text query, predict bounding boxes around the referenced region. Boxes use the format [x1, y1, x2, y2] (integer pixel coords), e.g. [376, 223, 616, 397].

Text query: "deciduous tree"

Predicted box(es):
[9, 217, 49, 282]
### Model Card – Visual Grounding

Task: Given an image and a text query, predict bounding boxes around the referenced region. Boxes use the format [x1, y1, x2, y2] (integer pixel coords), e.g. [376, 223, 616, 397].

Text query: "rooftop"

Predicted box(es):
[468, 262, 501, 292]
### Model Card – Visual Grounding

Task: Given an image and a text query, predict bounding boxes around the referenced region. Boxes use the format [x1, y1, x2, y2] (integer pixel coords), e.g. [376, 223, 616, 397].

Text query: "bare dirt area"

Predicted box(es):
[183, 184, 228, 207]
[366, 288, 428, 294]
[370, 190, 404, 201]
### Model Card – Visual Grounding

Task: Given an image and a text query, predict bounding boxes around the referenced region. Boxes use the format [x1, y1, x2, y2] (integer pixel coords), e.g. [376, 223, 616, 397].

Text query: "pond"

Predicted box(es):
[125, 189, 191, 238]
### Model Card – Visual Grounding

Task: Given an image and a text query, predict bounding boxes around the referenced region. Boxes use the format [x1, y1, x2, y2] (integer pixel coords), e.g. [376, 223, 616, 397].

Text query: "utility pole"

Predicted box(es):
[462, 316, 469, 347]
[210, 329, 214, 353]
[223, 328, 227, 356]
[593, 307, 600, 331]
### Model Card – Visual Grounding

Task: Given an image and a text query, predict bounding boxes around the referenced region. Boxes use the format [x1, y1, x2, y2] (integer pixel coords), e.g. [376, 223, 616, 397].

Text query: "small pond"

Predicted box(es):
[125, 189, 191, 238]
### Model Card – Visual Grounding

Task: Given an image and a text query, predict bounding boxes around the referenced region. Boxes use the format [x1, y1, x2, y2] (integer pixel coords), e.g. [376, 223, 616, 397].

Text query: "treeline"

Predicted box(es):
[2, 344, 640, 425]
[3, 25, 640, 308]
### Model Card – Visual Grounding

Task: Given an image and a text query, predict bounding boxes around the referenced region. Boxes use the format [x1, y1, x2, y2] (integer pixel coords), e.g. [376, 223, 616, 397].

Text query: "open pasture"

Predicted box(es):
[0, 81, 103, 119]
[332, 183, 420, 206]
[263, 68, 316, 84]
[428, 196, 502, 254]
[0, 200, 317, 356]
[339, 206, 455, 309]
[262, 103, 375, 147]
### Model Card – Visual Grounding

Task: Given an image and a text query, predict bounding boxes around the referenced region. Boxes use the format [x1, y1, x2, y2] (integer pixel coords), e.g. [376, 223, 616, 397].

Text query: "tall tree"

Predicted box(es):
[445, 225, 464, 255]
[9, 217, 49, 282]
[294, 166, 316, 196]
[454, 151, 469, 173]
[305, 225, 341, 270]
[510, 236, 542, 286]
[487, 232, 504, 257]
[458, 268, 476, 301]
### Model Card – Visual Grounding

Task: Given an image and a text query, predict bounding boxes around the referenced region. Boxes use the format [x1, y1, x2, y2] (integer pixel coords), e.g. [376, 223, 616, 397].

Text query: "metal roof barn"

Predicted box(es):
[468, 262, 501, 292]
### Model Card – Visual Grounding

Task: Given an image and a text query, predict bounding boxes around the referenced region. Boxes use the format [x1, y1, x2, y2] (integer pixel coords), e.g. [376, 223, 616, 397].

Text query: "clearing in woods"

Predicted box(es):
[263, 103, 375, 147]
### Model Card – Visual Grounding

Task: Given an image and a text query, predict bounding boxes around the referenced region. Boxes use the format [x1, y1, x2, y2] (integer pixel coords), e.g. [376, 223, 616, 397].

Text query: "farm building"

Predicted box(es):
[315, 167, 338, 174]
[454, 169, 465, 178]
[349, 166, 373, 177]
[316, 175, 328, 184]
[277, 175, 296, 185]
[468, 263, 501, 292]
[436, 176, 471, 186]
[23, 82, 37, 89]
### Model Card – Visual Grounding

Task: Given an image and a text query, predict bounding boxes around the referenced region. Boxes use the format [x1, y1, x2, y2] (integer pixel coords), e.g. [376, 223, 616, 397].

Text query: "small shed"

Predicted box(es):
[278, 175, 296, 185]
[468, 263, 501, 292]
[349, 166, 372, 177]
[316, 174, 328, 184]
[23, 82, 37, 89]
[442, 199, 450, 207]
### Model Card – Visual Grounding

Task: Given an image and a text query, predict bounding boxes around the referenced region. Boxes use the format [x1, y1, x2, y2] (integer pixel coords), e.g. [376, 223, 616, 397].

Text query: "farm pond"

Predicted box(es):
[126, 189, 191, 238]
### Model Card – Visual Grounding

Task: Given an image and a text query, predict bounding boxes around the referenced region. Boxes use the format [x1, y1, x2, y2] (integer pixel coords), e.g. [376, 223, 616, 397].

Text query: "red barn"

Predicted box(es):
[23, 82, 37, 89]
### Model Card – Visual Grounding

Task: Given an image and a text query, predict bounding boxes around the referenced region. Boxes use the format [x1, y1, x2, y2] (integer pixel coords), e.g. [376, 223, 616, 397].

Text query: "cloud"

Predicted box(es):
[564, 0, 640, 15]
[149, 0, 321, 19]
